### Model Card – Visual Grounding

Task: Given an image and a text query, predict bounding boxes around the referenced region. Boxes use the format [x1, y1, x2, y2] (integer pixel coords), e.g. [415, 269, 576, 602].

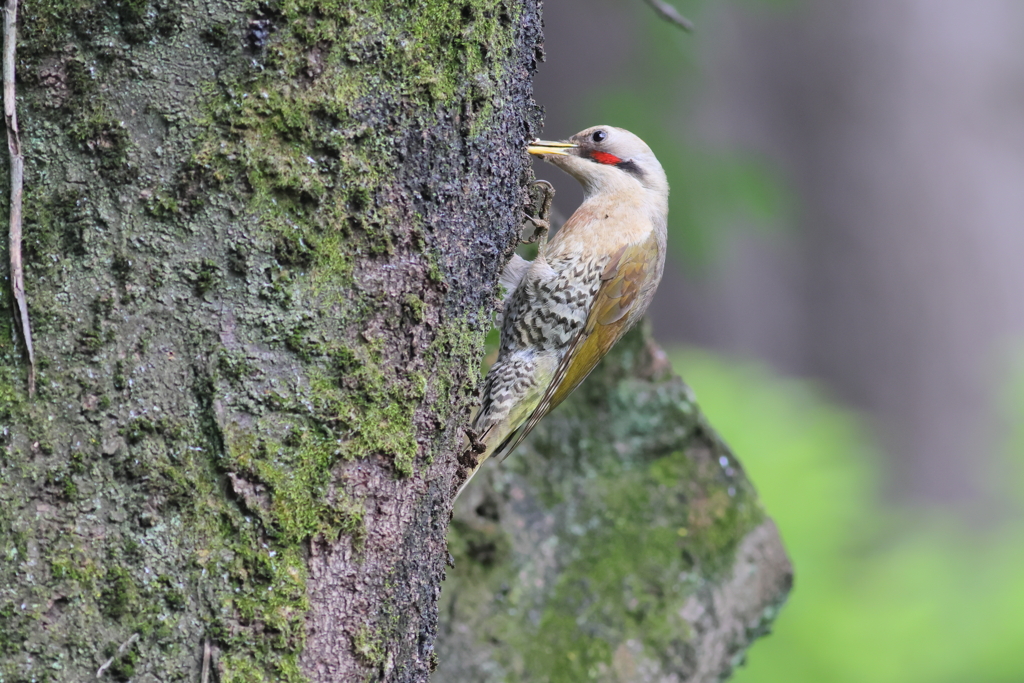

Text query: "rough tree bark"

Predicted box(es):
[2, 0, 542, 679]
[436, 325, 792, 682]
[0, 1, 789, 682]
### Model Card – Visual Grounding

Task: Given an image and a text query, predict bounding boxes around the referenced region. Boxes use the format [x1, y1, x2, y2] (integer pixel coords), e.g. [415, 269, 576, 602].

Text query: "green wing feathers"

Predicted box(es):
[495, 236, 660, 461]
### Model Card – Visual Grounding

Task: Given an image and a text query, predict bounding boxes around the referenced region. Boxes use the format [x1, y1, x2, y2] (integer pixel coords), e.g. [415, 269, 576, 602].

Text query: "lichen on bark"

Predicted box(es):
[436, 325, 793, 682]
[2, 0, 542, 680]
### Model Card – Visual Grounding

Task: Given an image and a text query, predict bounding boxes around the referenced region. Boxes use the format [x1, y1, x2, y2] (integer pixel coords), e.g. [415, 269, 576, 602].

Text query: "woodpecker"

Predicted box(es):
[457, 125, 669, 497]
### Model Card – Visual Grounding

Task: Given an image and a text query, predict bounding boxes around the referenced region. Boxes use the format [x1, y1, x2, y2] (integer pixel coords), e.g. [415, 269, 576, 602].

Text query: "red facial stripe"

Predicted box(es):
[590, 151, 622, 165]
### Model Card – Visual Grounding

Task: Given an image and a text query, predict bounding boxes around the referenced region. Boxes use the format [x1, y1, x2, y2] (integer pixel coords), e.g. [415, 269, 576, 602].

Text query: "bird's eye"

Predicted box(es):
[592, 130, 607, 143]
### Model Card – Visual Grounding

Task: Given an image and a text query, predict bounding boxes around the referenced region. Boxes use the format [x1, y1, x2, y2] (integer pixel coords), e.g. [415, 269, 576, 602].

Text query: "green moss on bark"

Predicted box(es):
[4, 0, 540, 679]
[438, 326, 773, 682]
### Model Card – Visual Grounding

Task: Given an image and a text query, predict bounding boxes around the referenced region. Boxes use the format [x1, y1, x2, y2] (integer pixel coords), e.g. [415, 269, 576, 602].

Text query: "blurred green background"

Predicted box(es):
[531, 0, 1024, 679]
[673, 348, 1024, 682]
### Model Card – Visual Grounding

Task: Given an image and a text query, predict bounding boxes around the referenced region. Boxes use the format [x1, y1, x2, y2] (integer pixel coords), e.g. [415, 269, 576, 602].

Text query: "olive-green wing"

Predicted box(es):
[493, 236, 660, 461]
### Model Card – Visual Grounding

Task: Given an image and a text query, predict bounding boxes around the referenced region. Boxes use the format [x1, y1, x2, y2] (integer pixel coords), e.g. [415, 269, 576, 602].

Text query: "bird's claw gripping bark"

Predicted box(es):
[521, 180, 555, 250]
[464, 426, 487, 454]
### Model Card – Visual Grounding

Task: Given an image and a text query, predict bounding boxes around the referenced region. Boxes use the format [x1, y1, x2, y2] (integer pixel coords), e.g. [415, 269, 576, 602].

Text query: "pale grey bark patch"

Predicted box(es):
[436, 325, 791, 682]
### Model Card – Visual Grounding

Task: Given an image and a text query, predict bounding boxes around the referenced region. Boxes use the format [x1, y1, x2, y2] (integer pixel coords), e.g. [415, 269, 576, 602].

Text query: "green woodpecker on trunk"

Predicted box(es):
[457, 126, 670, 498]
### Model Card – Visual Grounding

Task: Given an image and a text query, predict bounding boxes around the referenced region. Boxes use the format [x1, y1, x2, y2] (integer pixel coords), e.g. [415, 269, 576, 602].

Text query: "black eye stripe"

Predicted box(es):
[616, 159, 644, 179]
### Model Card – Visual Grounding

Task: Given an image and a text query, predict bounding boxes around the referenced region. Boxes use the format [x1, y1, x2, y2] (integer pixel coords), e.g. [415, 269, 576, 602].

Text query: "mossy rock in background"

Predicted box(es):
[437, 323, 792, 682]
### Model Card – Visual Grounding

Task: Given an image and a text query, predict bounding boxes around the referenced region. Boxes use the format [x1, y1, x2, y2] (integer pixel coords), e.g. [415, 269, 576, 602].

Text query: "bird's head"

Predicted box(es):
[528, 126, 669, 203]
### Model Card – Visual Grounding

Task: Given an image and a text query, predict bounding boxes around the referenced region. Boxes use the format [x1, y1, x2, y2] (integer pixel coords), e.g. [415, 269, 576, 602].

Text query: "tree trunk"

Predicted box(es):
[2, 1, 541, 680]
[1, 1, 790, 681]
[436, 324, 792, 682]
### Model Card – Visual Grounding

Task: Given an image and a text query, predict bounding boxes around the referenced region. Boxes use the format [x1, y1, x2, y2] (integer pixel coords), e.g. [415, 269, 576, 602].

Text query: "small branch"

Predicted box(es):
[95, 633, 139, 679]
[3, 0, 34, 396]
[642, 0, 695, 32]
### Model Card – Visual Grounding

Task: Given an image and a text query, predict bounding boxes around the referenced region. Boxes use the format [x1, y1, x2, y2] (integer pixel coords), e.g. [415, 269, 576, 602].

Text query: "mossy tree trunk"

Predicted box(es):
[436, 325, 792, 682]
[1, 1, 542, 681]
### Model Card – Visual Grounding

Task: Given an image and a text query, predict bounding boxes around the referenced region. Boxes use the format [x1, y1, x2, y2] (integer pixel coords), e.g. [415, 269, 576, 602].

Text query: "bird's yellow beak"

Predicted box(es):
[528, 140, 577, 156]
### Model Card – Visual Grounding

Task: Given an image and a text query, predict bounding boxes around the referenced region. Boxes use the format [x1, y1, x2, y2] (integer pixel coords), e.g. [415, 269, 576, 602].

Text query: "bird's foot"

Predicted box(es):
[464, 426, 487, 454]
[522, 180, 555, 249]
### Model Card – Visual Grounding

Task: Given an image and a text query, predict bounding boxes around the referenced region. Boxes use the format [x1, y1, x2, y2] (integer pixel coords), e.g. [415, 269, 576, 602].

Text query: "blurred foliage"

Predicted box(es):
[582, 3, 794, 268]
[669, 348, 1024, 683]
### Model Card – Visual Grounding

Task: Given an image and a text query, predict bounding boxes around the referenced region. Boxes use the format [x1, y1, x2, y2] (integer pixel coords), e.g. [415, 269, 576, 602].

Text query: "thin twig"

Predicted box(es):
[642, 0, 695, 32]
[95, 633, 139, 679]
[3, 0, 34, 396]
[201, 638, 211, 683]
